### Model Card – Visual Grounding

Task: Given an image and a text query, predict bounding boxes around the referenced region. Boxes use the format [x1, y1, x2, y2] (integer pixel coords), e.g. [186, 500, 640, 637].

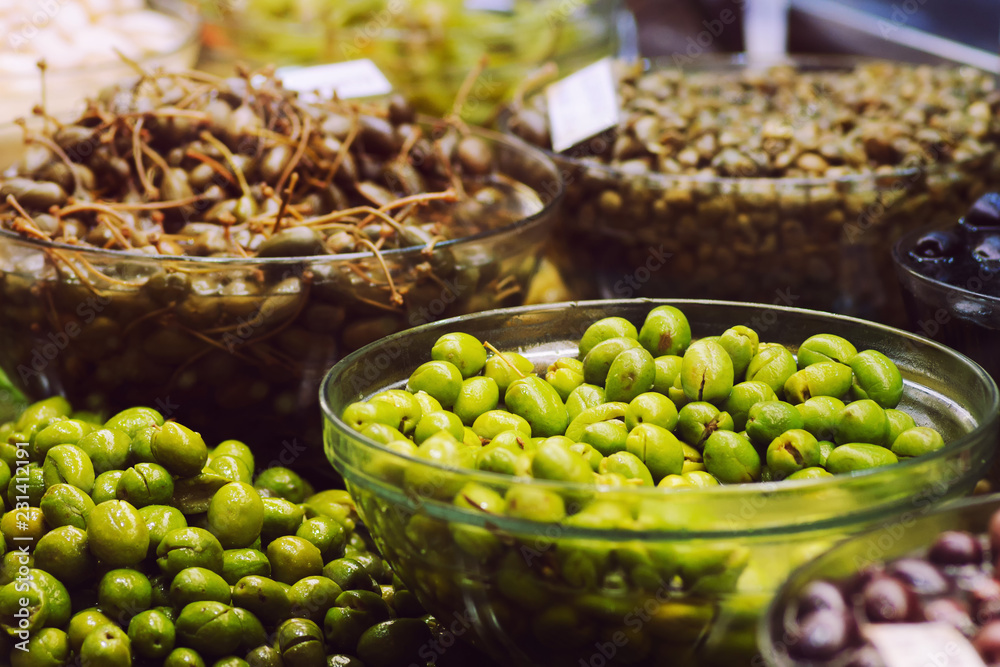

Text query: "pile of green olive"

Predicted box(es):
[343, 305, 941, 491]
[0, 397, 486, 667]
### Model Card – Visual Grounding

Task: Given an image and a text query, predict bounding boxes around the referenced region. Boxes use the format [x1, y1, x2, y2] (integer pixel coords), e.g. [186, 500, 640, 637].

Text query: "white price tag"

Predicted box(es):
[275, 60, 393, 101]
[464, 0, 515, 11]
[545, 57, 620, 153]
[864, 623, 987, 667]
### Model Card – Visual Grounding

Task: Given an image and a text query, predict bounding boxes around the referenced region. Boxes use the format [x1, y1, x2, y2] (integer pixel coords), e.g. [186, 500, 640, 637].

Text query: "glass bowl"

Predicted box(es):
[500, 55, 1000, 325]
[893, 224, 1000, 383]
[759, 493, 1000, 667]
[320, 299, 1000, 667]
[0, 125, 562, 484]
[0, 0, 201, 122]
[197, 0, 622, 125]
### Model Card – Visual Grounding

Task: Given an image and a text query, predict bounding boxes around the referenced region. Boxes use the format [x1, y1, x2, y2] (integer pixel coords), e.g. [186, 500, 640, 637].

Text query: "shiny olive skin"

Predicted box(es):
[849, 349, 904, 408]
[175, 601, 243, 657]
[680, 340, 735, 404]
[638, 306, 691, 357]
[605, 347, 656, 404]
[826, 443, 899, 473]
[834, 400, 891, 447]
[718, 326, 759, 378]
[796, 334, 857, 368]
[157, 528, 225, 578]
[128, 608, 176, 659]
[431, 332, 488, 379]
[891, 426, 946, 458]
[89, 500, 149, 567]
[766, 429, 821, 479]
[406, 361, 464, 409]
[704, 431, 761, 484]
[579, 317, 639, 359]
[207, 482, 265, 549]
[746, 345, 797, 396]
[721, 381, 777, 431]
[151, 422, 209, 477]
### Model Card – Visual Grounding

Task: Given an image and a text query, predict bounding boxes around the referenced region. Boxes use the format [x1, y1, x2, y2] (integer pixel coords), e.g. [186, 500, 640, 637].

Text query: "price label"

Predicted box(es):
[864, 623, 987, 667]
[545, 57, 620, 153]
[275, 60, 393, 101]
[464, 0, 515, 11]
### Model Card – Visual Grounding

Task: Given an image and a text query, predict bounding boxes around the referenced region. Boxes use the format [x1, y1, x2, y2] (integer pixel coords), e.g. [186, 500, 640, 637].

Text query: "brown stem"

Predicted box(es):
[185, 149, 238, 188]
[122, 303, 176, 337]
[20, 131, 82, 195]
[200, 131, 251, 199]
[132, 118, 158, 199]
[97, 214, 132, 249]
[449, 55, 489, 131]
[483, 342, 525, 378]
[90, 194, 207, 211]
[356, 237, 403, 306]
[397, 125, 423, 162]
[174, 323, 260, 365]
[275, 113, 311, 195]
[37, 60, 48, 131]
[272, 172, 299, 234]
[141, 142, 171, 176]
[5, 195, 45, 236]
[320, 115, 359, 188]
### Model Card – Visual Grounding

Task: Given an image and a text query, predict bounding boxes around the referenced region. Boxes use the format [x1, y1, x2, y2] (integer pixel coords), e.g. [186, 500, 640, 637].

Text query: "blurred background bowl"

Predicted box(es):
[893, 224, 1000, 383]
[759, 493, 1000, 667]
[501, 55, 1000, 326]
[0, 0, 201, 122]
[197, 0, 627, 125]
[321, 298, 1000, 667]
[0, 125, 562, 485]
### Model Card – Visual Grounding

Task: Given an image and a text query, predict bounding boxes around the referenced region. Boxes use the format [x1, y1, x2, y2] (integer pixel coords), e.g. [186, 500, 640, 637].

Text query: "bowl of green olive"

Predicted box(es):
[0, 69, 563, 484]
[321, 299, 1000, 666]
[503, 56, 1000, 325]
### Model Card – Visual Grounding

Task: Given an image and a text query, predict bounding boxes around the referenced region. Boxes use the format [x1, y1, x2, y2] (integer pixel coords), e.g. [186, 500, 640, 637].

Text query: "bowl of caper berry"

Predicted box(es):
[0, 68, 564, 484]
[503, 55, 1000, 325]
[322, 298, 999, 667]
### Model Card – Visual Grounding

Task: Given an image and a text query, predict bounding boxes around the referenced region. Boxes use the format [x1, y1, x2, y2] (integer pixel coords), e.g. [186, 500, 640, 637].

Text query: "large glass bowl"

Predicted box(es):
[759, 494, 1000, 667]
[197, 0, 622, 125]
[320, 299, 1000, 667]
[0, 126, 562, 484]
[0, 0, 200, 122]
[893, 224, 1000, 383]
[501, 56, 1000, 325]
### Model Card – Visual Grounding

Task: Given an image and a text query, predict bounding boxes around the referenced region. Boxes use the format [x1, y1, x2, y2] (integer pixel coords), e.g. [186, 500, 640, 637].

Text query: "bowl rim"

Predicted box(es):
[756, 492, 1000, 665]
[5, 0, 202, 80]
[499, 52, 998, 188]
[892, 223, 1000, 305]
[0, 124, 564, 266]
[319, 297, 1000, 500]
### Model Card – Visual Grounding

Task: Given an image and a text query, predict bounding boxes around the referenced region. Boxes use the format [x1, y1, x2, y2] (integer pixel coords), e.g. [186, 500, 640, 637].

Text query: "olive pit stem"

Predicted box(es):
[483, 342, 525, 378]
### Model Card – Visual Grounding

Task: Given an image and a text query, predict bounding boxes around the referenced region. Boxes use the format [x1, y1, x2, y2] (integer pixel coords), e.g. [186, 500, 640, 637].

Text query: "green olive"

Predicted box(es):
[703, 431, 761, 484]
[431, 332, 488, 378]
[89, 500, 149, 567]
[638, 306, 691, 357]
[208, 482, 265, 549]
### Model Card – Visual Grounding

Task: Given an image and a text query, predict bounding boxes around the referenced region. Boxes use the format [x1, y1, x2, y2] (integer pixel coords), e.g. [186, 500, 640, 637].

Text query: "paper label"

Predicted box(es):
[863, 623, 987, 667]
[275, 60, 393, 101]
[464, 0, 515, 11]
[546, 57, 620, 153]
